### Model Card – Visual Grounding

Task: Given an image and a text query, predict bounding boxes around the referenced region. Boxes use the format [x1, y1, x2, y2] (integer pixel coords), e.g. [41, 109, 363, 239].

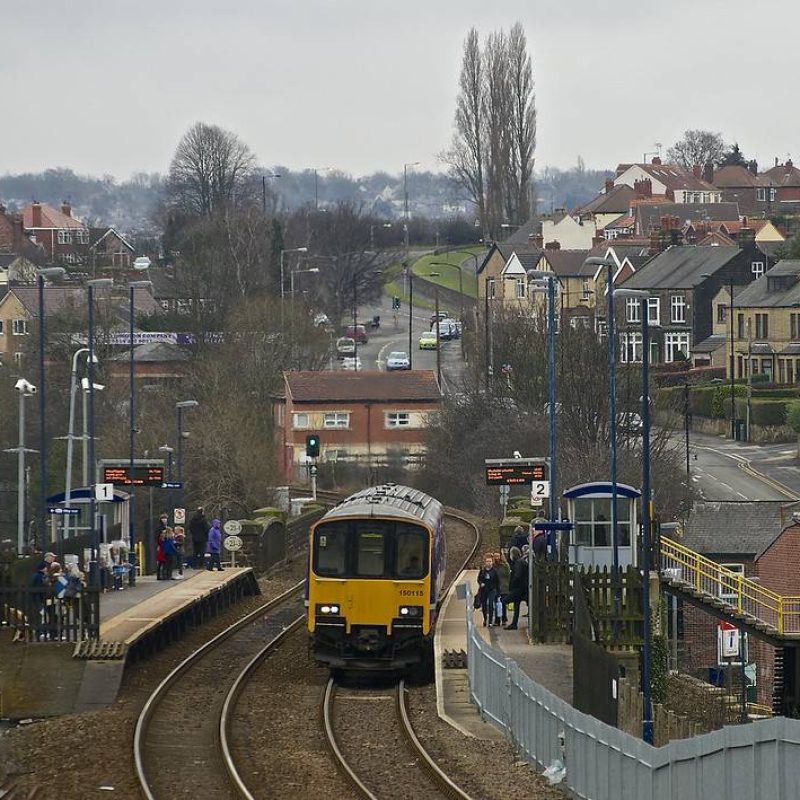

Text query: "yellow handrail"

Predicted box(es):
[660, 536, 800, 635]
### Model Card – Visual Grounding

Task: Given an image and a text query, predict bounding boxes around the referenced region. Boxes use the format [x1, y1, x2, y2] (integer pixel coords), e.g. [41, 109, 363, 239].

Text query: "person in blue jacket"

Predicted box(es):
[207, 519, 223, 571]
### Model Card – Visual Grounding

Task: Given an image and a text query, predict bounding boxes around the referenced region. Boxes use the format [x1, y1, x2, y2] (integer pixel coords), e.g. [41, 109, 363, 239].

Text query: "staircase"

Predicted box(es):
[660, 536, 800, 641]
[773, 648, 785, 715]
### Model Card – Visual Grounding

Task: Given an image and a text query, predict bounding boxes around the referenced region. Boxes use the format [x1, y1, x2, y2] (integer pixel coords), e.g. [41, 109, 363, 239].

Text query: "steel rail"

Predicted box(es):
[133, 580, 305, 800]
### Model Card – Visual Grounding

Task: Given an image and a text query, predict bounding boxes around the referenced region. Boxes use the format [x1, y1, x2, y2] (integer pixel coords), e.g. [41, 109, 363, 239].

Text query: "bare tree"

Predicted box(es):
[666, 130, 727, 170]
[166, 122, 257, 216]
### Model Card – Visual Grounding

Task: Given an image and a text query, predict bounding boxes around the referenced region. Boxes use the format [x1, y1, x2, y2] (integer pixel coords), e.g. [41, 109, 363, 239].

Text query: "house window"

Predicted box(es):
[647, 297, 660, 325]
[737, 313, 745, 340]
[670, 294, 686, 323]
[770, 188, 777, 202]
[664, 332, 690, 362]
[323, 412, 350, 429]
[752, 261, 765, 278]
[620, 332, 642, 364]
[756, 188, 766, 202]
[292, 413, 310, 430]
[581, 278, 591, 299]
[12, 319, 28, 336]
[755, 313, 769, 339]
[76, 229, 90, 244]
[625, 297, 641, 323]
[488, 279, 496, 300]
[791, 313, 800, 341]
[63, 252, 78, 265]
[0, 320, 3, 335]
[386, 412, 411, 428]
[13, 352, 23, 366]
[515, 278, 525, 299]
[57, 230, 72, 244]
[717, 304, 727, 324]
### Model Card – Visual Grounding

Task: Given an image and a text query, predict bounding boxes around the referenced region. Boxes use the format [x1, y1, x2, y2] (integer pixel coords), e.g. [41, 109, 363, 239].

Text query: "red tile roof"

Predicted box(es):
[22, 203, 85, 230]
[712, 165, 765, 188]
[285, 370, 441, 403]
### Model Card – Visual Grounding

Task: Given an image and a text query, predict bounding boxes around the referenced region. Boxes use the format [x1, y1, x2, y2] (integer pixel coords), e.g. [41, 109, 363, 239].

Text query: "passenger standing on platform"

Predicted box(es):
[511, 525, 527, 552]
[502, 546, 527, 630]
[189, 507, 209, 568]
[207, 519, 223, 571]
[477, 554, 500, 627]
[493, 552, 508, 625]
[173, 526, 186, 578]
[162, 528, 177, 579]
[156, 531, 167, 580]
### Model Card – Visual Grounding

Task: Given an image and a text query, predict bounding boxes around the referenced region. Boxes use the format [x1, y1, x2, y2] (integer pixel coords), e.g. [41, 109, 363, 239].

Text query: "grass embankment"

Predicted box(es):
[411, 249, 481, 297]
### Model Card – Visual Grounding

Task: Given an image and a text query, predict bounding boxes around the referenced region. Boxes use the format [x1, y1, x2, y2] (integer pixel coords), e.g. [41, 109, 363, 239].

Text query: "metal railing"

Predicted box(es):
[0, 585, 100, 641]
[660, 536, 800, 635]
[465, 586, 800, 800]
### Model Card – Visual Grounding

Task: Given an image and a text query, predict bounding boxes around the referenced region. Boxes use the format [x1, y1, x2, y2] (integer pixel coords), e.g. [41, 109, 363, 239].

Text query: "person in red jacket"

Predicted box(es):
[156, 531, 166, 580]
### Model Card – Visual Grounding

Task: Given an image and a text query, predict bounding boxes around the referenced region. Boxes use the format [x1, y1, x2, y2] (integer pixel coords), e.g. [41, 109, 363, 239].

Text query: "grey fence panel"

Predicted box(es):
[465, 587, 800, 800]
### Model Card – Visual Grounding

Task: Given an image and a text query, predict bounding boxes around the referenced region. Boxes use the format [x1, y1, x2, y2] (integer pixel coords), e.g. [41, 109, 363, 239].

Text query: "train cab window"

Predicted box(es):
[357, 531, 385, 576]
[395, 528, 427, 579]
[315, 524, 348, 576]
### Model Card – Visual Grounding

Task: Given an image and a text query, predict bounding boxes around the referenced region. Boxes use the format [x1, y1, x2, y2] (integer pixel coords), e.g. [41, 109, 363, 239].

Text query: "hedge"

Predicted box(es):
[734, 398, 788, 426]
[712, 384, 747, 418]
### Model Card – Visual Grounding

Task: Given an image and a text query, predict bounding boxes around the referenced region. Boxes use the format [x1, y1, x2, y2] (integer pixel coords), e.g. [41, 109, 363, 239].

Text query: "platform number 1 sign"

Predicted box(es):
[95, 483, 114, 502]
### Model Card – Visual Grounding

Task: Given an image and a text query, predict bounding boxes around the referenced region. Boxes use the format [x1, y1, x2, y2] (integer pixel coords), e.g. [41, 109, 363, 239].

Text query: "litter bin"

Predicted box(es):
[734, 419, 746, 441]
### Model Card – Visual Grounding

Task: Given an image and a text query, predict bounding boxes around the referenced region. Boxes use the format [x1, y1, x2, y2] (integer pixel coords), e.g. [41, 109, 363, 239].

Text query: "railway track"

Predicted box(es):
[133, 582, 306, 799]
[320, 503, 481, 800]
[0, 778, 39, 800]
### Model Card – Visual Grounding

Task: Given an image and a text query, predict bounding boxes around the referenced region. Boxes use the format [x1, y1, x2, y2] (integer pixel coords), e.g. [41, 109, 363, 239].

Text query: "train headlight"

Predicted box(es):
[316, 604, 340, 615]
[399, 605, 423, 617]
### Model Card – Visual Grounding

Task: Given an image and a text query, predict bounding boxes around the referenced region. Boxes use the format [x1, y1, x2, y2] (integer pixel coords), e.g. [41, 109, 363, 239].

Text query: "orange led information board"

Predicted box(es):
[103, 466, 165, 486]
[485, 463, 546, 485]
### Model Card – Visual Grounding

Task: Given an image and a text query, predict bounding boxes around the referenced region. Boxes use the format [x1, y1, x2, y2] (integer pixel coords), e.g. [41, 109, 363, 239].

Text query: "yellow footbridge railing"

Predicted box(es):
[660, 537, 800, 636]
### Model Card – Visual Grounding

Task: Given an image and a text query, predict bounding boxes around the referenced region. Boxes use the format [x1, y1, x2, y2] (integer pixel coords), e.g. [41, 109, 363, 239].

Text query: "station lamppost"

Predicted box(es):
[615, 287, 654, 745]
[584, 256, 622, 624]
[426, 273, 442, 386]
[176, 400, 199, 517]
[36, 266, 65, 538]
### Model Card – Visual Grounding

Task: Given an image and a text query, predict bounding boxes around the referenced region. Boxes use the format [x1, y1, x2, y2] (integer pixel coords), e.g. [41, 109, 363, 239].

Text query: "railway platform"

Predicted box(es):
[436, 568, 573, 738]
[0, 567, 259, 720]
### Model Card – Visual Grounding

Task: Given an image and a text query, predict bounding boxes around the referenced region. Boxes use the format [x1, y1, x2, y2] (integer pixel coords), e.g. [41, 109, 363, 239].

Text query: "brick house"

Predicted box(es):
[675, 500, 800, 711]
[618, 237, 769, 366]
[760, 159, 800, 211]
[22, 202, 90, 265]
[614, 158, 722, 204]
[476, 243, 542, 305]
[89, 227, 136, 270]
[276, 370, 442, 478]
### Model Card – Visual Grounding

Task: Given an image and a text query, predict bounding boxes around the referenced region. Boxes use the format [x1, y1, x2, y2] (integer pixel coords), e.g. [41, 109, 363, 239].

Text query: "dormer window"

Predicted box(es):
[751, 262, 765, 279]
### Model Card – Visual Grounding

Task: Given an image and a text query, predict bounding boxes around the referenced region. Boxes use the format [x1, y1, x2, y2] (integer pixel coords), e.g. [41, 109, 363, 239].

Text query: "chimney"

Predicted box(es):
[634, 178, 652, 198]
[529, 233, 544, 249]
[651, 156, 662, 165]
[544, 240, 561, 251]
[692, 165, 702, 179]
[31, 201, 42, 228]
[605, 178, 614, 193]
[748, 160, 758, 176]
[775, 157, 779, 167]
[703, 162, 714, 184]
[665, 188, 675, 201]
[738, 227, 756, 246]
[61, 201, 71, 218]
[787, 159, 794, 171]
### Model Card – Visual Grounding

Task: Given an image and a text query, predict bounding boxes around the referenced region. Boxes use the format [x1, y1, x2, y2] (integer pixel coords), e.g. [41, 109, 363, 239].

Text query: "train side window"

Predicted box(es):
[315, 524, 348, 576]
[396, 528, 427, 579]
[357, 531, 385, 576]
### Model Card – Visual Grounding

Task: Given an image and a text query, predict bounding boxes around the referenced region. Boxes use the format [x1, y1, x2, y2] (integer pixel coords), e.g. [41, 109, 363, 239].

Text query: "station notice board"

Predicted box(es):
[485, 463, 546, 486]
[103, 466, 165, 486]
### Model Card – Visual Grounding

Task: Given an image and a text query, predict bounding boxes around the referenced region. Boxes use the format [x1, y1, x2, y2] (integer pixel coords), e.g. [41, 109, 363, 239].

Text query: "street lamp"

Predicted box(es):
[403, 161, 420, 256]
[290, 267, 321, 366]
[584, 256, 621, 624]
[175, 400, 199, 517]
[36, 266, 65, 539]
[280, 247, 309, 330]
[262, 172, 281, 213]
[615, 287, 654, 745]
[4, 379, 38, 554]
[127, 280, 151, 585]
[86, 278, 113, 587]
[370, 223, 392, 251]
[427, 273, 442, 386]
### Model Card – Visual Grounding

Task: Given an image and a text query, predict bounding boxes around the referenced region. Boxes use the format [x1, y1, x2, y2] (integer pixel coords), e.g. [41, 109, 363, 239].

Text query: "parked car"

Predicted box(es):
[386, 351, 410, 370]
[433, 318, 460, 340]
[618, 412, 644, 434]
[419, 331, 438, 350]
[313, 312, 330, 328]
[340, 357, 362, 371]
[429, 311, 449, 325]
[336, 336, 356, 358]
[345, 324, 368, 344]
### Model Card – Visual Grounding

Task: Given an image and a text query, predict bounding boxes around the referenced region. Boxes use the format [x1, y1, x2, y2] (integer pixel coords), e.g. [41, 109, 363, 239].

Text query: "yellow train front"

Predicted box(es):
[307, 484, 446, 677]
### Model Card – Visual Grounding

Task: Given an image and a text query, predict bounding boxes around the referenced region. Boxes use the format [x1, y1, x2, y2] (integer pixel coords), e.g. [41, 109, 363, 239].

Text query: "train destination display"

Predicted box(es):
[485, 462, 546, 485]
[103, 466, 165, 486]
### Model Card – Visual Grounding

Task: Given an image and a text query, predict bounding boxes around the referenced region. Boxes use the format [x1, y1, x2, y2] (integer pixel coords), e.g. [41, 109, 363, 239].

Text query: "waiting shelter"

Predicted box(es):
[562, 481, 641, 569]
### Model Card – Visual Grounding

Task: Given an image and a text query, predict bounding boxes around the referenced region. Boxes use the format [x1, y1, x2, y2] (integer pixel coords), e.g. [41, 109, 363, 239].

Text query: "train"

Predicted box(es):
[306, 484, 446, 679]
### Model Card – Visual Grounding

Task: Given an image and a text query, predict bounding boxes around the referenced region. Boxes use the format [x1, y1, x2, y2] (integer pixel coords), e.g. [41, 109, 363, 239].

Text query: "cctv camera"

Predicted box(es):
[513, 450, 522, 459]
[14, 378, 37, 394]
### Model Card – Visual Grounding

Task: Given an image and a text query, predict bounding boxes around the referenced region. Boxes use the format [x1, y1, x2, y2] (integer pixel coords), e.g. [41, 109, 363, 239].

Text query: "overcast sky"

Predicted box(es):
[3, 0, 799, 180]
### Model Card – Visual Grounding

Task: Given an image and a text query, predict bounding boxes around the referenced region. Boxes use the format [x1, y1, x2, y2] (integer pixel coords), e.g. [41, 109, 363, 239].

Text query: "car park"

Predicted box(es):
[336, 336, 356, 358]
[385, 351, 410, 370]
[419, 331, 438, 350]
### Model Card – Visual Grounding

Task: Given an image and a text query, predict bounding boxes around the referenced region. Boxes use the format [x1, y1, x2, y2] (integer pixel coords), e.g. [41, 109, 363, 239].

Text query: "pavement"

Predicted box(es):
[436, 569, 573, 740]
[685, 430, 800, 502]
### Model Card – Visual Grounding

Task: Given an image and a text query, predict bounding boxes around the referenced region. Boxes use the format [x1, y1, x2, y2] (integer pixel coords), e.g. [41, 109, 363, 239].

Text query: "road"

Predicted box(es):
[683, 429, 799, 502]
[341, 294, 467, 392]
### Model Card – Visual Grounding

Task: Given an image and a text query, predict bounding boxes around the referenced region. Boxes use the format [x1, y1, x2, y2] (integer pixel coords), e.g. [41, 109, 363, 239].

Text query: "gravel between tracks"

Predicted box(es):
[0, 558, 307, 800]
